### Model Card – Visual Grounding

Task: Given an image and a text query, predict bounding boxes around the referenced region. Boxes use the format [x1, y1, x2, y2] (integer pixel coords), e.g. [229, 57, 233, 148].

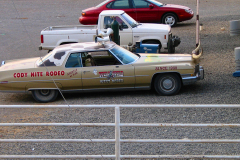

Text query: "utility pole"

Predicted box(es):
[196, 0, 200, 53]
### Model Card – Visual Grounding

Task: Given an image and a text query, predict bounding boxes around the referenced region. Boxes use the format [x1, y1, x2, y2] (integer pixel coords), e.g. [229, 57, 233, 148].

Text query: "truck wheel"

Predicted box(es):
[162, 13, 177, 26]
[32, 89, 58, 103]
[154, 74, 181, 96]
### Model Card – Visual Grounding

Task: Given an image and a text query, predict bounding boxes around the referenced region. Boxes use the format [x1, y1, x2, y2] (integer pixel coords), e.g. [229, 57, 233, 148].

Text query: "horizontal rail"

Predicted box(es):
[0, 139, 114, 143]
[1, 139, 240, 143]
[0, 104, 240, 109]
[122, 155, 240, 159]
[0, 123, 114, 127]
[120, 139, 240, 143]
[0, 155, 115, 159]
[0, 155, 240, 159]
[1, 123, 240, 127]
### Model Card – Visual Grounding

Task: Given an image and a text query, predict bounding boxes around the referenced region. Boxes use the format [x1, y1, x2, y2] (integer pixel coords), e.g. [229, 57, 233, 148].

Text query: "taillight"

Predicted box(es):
[41, 35, 44, 43]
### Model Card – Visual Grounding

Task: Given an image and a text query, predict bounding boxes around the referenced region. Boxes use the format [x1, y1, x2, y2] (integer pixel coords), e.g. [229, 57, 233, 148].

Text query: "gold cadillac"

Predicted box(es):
[0, 40, 204, 103]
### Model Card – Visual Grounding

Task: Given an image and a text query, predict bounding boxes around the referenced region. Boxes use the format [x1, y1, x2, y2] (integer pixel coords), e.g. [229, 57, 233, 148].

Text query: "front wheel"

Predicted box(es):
[32, 89, 59, 103]
[154, 74, 181, 96]
[162, 13, 177, 27]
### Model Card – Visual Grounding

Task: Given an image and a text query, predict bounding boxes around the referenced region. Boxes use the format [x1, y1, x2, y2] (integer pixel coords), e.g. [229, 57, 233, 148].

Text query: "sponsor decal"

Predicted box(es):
[100, 79, 124, 84]
[13, 70, 65, 78]
[145, 56, 163, 62]
[93, 69, 97, 75]
[67, 69, 78, 77]
[155, 66, 177, 71]
[31, 72, 43, 77]
[99, 71, 124, 84]
[45, 71, 65, 77]
[99, 71, 123, 79]
[143, 47, 152, 52]
[13, 72, 28, 78]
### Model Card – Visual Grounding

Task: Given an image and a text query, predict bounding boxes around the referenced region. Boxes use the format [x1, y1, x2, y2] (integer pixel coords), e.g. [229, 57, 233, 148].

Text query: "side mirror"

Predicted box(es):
[149, 4, 154, 9]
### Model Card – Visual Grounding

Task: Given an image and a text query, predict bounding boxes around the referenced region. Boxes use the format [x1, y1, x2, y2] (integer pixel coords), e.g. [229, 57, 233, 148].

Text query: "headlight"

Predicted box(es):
[185, 9, 192, 14]
[82, 12, 86, 16]
[1, 61, 5, 66]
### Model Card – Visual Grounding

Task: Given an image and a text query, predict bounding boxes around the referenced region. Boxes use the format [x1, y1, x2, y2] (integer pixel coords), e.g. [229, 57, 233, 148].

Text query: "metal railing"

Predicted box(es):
[0, 104, 240, 159]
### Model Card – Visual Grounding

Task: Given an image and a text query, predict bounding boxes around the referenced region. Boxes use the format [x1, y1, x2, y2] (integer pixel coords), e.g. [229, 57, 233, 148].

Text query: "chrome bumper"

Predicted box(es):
[182, 66, 204, 85]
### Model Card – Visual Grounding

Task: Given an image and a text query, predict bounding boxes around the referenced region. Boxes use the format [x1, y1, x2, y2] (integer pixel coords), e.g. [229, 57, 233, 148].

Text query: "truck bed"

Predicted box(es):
[43, 25, 98, 31]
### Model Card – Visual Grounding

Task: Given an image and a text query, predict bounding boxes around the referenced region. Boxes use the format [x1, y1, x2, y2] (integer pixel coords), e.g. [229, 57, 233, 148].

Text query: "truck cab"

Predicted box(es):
[97, 10, 173, 51]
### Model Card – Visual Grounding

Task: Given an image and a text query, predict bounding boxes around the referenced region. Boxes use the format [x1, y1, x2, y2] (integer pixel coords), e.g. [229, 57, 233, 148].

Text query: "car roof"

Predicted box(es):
[54, 41, 116, 53]
[100, 10, 125, 16]
[38, 41, 117, 67]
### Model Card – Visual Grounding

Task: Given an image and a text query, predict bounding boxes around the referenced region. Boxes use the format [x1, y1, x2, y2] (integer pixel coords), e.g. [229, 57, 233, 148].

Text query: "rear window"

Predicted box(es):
[107, 0, 130, 9]
[96, 0, 111, 7]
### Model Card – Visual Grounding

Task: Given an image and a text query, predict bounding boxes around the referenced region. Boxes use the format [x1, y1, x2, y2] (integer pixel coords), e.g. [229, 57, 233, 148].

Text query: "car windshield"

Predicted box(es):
[36, 51, 54, 66]
[96, 0, 111, 7]
[147, 0, 164, 7]
[110, 45, 139, 64]
[121, 13, 139, 28]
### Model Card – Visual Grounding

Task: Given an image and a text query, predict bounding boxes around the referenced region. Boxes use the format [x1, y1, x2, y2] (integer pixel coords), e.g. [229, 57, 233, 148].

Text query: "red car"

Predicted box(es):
[79, 0, 194, 26]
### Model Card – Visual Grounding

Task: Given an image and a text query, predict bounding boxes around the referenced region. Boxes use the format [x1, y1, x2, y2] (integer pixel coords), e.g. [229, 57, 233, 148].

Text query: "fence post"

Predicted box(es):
[115, 106, 120, 160]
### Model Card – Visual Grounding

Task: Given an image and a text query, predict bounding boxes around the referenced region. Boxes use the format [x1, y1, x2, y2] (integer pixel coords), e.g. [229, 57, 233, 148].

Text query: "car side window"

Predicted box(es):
[65, 53, 82, 68]
[82, 51, 121, 67]
[132, 0, 150, 8]
[103, 16, 128, 29]
[110, 0, 130, 9]
[103, 16, 113, 29]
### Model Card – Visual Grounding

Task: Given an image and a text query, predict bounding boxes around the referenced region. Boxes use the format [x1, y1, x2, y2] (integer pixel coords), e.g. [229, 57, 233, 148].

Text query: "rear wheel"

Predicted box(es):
[162, 13, 177, 26]
[154, 74, 181, 96]
[32, 89, 59, 103]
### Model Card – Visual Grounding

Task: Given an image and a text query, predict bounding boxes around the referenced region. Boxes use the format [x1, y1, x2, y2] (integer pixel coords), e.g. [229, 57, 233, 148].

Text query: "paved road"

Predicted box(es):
[0, 0, 240, 157]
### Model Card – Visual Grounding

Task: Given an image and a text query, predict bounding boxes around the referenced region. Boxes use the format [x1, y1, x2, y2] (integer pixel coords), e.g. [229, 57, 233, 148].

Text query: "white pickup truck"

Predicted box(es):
[39, 10, 180, 53]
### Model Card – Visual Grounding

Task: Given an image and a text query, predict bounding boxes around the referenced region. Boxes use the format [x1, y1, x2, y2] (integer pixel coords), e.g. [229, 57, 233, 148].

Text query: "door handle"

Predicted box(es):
[83, 71, 90, 74]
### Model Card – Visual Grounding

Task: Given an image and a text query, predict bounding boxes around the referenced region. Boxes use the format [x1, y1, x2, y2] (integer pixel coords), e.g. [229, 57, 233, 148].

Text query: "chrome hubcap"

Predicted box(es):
[162, 79, 173, 90]
[40, 90, 50, 96]
[165, 17, 175, 25]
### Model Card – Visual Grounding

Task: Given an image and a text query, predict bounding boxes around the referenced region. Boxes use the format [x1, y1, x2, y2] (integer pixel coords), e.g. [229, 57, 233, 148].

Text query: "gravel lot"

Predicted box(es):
[0, 0, 240, 158]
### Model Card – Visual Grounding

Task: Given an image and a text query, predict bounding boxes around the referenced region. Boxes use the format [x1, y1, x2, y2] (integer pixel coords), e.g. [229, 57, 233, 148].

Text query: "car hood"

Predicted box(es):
[134, 23, 171, 33]
[135, 53, 193, 64]
[163, 4, 190, 10]
[0, 57, 39, 71]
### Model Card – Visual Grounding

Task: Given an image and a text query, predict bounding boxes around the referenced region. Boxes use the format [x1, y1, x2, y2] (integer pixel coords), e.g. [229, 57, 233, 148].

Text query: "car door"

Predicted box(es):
[132, 0, 159, 23]
[62, 52, 83, 90]
[81, 51, 135, 90]
[101, 16, 133, 47]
